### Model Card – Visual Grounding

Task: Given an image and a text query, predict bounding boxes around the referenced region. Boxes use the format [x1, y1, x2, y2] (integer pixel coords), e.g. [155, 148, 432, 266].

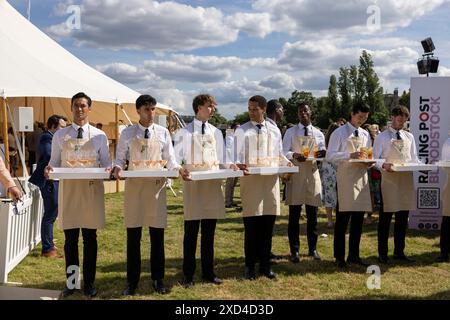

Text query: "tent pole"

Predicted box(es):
[1, 97, 10, 171]
[43, 97, 46, 124]
[115, 103, 119, 193]
[168, 111, 173, 134]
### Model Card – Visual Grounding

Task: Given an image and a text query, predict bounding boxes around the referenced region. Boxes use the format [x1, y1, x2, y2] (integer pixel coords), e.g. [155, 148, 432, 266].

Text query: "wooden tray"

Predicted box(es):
[348, 159, 379, 164]
[49, 168, 110, 180]
[189, 169, 243, 181]
[247, 166, 299, 175]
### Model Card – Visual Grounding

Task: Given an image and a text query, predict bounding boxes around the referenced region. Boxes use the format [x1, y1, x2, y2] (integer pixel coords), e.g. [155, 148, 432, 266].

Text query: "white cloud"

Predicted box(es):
[252, 0, 450, 36]
[47, 0, 239, 51]
[225, 12, 273, 38]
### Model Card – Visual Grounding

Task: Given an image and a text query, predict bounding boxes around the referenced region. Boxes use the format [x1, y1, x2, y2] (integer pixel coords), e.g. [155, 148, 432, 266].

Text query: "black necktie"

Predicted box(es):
[144, 128, 149, 139]
[77, 127, 83, 139]
[396, 131, 402, 140]
[354, 130, 359, 137]
[256, 124, 262, 132]
[201, 122, 206, 135]
[304, 126, 309, 136]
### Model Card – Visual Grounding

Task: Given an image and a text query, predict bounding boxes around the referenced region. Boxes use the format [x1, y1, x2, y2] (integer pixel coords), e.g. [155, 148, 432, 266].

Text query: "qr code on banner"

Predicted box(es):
[417, 188, 440, 209]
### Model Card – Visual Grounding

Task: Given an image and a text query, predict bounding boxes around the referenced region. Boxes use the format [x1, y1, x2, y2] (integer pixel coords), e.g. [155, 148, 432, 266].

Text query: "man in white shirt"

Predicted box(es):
[113, 95, 182, 296]
[174, 94, 235, 288]
[373, 106, 418, 264]
[326, 102, 372, 268]
[282, 102, 326, 262]
[235, 95, 292, 280]
[45, 92, 111, 298]
[437, 138, 450, 262]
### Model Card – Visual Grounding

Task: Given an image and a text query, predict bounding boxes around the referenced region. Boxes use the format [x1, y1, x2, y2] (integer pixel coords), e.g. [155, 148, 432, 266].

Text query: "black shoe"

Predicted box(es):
[153, 280, 169, 294]
[259, 268, 277, 280]
[83, 284, 97, 298]
[378, 255, 389, 264]
[202, 275, 223, 285]
[435, 254, 449, 263]
[346, 257, 369, 267]
[270, 252, 282, 260]
[61, 287, 77, 298]
[393, 254, 415, 262]
[244, 267, 256, 280]
[308, 250, 321, 261]
[122, 285, 137, 296]
[179, 277, 194, 288]
[335, 260, 347, 269]
[289, 253, 300, 263]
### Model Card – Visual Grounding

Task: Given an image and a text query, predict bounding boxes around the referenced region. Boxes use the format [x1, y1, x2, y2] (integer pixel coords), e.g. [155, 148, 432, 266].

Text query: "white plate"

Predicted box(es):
[121, 170, 179, 178]
[247, 166, 299, 175]
[437, 161, 450, 168]
[189, 169, 243, 181]
[49, 168, 110, 180]
[391, 164, 438, 172]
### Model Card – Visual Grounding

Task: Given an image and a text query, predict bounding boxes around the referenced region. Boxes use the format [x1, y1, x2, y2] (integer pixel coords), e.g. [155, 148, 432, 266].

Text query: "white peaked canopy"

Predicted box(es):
[0, 0, 175, 129]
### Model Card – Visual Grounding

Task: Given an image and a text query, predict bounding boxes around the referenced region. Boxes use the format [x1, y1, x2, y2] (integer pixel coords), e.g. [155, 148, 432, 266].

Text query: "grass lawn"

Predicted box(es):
[8, 180, 450, 300]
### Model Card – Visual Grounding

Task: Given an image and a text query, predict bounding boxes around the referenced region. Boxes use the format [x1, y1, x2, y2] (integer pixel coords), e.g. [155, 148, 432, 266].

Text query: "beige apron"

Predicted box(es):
[285, 133, 322, 207]
[381, 136, 415, 212]
[336, 133, 372, 212]
[241, 123, 280, 217]
[183, 130, 225, 221]
[58, 131, 105, 230]
[443, 168, 450, 217]
[124, 127, 168, 228]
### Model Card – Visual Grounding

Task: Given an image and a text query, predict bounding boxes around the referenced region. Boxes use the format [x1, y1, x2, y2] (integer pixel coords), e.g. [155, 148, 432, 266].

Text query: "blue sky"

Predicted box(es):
[8, 0, 450, 118]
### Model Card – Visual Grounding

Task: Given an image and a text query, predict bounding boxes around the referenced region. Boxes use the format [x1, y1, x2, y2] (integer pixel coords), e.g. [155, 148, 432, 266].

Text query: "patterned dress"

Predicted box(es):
[319, 160, 337, 208]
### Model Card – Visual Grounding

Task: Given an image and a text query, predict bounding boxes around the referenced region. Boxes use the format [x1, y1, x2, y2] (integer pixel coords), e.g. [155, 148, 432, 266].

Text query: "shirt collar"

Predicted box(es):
[72, 122, 90, 132]
[298, 123, 312, 130]
[347, 122, 358, 133]
[388, 126, 402, 134]
[266, 118, 276, 125]
[138, 122, 154, 131]
[194, 118, 208, 126]
[251, 120, 266, 127]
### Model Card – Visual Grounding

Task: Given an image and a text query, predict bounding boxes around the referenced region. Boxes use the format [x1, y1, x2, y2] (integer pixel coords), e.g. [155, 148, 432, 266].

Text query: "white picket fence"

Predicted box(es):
[0, 182, 43, 284]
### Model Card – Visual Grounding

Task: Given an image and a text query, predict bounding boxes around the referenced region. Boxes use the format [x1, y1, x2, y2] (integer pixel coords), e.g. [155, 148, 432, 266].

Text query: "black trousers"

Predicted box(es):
[64, 228, 97, 287]
[377, 210, 409, 257]
[183, 219, 217, 279]
[126, 227, 165, 287]
[243, 215, 276, 271]
[288, 205, 318, 254]
[333, 206, 365, 262]
[440, 216, 450, 257]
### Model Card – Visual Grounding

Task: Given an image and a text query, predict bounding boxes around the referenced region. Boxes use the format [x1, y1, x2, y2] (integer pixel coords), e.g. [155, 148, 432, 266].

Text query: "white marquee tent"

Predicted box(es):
[0, 0, 177, 142]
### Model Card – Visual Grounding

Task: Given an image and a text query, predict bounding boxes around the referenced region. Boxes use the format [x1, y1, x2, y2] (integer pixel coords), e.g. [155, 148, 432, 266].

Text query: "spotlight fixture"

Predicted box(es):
[417, 37, 439, 76]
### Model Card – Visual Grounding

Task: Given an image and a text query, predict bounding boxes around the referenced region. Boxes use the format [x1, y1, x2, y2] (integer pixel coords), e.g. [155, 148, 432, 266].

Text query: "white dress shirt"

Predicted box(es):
[49, 123, 111, 168]
[282, 123, 326, 160]
[114, 123, 180, 170]
[234, 120, 290, 165]
[442, 138, 450, 161]
[326, 122, 372, 162]
[373, 127, 419, 170]
[173, 118, 228, 166]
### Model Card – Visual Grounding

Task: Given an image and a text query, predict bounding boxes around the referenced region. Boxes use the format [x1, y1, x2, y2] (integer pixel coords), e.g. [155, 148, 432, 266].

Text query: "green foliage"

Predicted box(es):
[231, 111, 250, 125]
[209, 109, 228, 127]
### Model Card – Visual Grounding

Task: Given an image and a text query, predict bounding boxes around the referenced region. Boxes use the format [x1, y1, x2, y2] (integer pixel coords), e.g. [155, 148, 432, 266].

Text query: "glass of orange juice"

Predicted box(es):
[313, 146, 319, 158]
[367, 147, 373, 159]
[360, 147, 368, 159]
[302, 146, 309, 157]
